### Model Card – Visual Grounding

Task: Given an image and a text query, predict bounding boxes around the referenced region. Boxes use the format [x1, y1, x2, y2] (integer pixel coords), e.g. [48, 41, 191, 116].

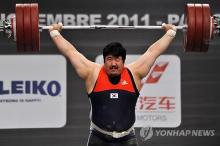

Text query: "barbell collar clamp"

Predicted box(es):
[213, 15, 220, 38]
[0, 20, 12, 39]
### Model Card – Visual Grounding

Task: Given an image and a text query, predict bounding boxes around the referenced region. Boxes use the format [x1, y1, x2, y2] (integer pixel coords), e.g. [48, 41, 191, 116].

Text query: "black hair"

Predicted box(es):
[103, 42, 126, 63]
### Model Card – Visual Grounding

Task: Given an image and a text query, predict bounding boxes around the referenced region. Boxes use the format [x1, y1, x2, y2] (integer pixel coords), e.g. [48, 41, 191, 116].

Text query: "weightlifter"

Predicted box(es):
[48, 22, 176, 146]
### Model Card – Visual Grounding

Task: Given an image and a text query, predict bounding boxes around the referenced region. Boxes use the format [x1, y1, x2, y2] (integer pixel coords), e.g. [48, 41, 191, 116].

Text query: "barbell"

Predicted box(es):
[0, 3, 219, 52]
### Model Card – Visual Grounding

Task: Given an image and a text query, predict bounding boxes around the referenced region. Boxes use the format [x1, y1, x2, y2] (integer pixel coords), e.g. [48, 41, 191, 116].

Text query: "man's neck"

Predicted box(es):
[108, 75, 121, 85]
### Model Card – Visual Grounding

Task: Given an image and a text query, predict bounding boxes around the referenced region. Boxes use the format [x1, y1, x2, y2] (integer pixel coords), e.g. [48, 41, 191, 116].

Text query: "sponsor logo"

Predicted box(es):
[0, 80, 61, 96]
[121, 80, 128, 85]
[145, 62, 169, 84]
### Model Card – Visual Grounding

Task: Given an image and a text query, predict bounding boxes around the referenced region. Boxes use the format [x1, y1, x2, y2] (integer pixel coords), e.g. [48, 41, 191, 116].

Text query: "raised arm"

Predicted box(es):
[48, 23, 100, 81]
[127, 23, 176, 80]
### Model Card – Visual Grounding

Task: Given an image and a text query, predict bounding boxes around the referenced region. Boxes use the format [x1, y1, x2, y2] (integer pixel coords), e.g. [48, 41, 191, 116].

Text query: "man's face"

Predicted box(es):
[104, 55, 124, 77]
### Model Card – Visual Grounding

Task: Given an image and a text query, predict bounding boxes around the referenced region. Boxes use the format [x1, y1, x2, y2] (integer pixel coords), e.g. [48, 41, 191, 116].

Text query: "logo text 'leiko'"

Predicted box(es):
[0, 80, 61, 96]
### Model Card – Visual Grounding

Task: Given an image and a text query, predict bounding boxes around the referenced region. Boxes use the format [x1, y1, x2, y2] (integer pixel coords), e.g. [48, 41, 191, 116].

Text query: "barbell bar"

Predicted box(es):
[40, 25, 187, 30]
[0, 3, 219, 52]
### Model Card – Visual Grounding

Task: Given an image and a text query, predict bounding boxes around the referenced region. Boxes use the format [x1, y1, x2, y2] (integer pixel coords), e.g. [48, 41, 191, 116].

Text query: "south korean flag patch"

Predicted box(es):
[110, 93, 119, 99]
